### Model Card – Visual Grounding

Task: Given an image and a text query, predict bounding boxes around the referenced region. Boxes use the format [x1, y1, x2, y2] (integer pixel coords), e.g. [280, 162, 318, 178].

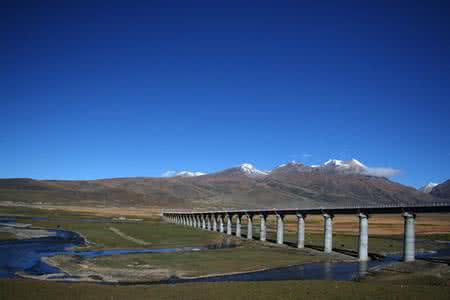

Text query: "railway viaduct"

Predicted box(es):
[162, 204, 450, 262]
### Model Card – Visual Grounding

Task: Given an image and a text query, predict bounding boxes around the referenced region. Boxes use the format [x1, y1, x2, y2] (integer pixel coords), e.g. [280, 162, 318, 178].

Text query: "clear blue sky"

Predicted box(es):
[1, 1, 449, 188]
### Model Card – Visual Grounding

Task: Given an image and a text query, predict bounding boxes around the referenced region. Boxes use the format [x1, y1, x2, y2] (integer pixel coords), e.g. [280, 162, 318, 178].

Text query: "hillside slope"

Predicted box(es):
[0, 168, 443, 210]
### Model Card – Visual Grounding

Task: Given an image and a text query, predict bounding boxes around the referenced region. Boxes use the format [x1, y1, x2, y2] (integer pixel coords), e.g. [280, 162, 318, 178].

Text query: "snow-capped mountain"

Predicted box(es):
[163, 159, 396, 179]
[162, 170, 206, 177]
[321, 159, 368, 174]
[419, 182, 438, 194]
[175, 171, 206, 177]
[238, 163, 268, 177]
[271, 159, 397, 177]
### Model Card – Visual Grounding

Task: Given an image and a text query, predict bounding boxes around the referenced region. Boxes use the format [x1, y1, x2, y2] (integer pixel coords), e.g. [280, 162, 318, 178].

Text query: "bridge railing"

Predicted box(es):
[162, 201, 450, 214]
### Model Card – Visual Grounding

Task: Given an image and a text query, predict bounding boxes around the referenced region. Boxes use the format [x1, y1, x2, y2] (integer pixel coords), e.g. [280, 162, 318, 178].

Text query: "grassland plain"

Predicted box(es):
[0, 231, 15, 240]
[1, 205, 450, 299]
[1, 279, 450, 300]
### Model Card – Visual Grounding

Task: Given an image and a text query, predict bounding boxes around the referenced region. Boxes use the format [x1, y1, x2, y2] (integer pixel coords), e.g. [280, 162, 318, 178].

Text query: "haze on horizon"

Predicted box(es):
[1, 1, 449, 188]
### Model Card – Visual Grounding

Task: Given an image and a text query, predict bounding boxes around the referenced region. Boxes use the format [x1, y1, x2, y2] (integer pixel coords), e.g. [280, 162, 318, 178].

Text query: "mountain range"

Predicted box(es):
[419, 183, 439, 194]
[0, 159, 447, 210]
[430, 180, 450, 199]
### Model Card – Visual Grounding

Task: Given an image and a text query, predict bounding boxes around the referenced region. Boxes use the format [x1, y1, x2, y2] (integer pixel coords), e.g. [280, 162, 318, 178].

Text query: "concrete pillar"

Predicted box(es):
[193, 215, 197, 228]
[236, 215, 242, 238]
[201, 215, 206, 230]
[246, 214, 253, 240]
[260, 214, 267, 241]
[323, 213, 333, 253]
[218, 215, 224, 233]
[358, 213, 369, 261]
[296, 213, 305, 249]
[188, 215, 192, 227]
[276, 213, 284, 245]
[212, 214, 217, 231]
[403, 212, 416, 262]
[196, 216, 200, 228]
[207, 215, 211, 230]
[226, 214, 232, 235]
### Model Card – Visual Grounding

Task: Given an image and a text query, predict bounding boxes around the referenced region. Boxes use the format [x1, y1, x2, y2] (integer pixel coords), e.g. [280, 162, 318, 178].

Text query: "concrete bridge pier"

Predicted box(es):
[323, 213, 333, 253]
[207, 215, 211, 230]
[218, 215, 224, 233]
[226, 214, 232, 235]
[276, 213, 284, 245]
[193, 215, 197, 228]
[260, 214, 267, 241]
[201, 215, 206, 230]
[296, 213, 305, 248]
[236, 215, 242, 238]
[196, 215, 200, 228]
[403, 212, 416, 262]
[358, 213, 369, 261]
[189, 215, 193, 227]
[212, 214, 217, 231]
[246, 214, 253, 240]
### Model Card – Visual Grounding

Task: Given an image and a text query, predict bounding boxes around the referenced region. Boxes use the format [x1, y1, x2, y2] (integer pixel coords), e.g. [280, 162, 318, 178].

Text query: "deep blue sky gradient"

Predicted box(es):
[1, 1, 449, 187]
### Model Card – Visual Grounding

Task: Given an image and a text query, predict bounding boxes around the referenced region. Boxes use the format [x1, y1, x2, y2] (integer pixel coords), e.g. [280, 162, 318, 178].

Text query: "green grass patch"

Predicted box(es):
[30, 218, 223, 249]
[89, 242, 332, 276]
[0, 231, 15, 240]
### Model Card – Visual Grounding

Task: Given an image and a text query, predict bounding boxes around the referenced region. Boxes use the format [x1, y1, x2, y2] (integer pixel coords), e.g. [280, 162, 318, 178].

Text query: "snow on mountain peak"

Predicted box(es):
[419, 182, 438, 194]
[322, 159, 368, 173]
[176, 171, 206, 177]
[162, 170, 206, 177]
[275, 161, 297, 169]
[239, 163, 268, 177]
[324, 159, 344, 167]
[349, 159, 366, 168]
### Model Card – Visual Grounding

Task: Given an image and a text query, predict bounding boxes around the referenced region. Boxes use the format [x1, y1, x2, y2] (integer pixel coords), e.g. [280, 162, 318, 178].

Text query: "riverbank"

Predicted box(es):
[0, 224, 56, 240]
[33, 242, 355, 283]
[363, 260, 450, 286]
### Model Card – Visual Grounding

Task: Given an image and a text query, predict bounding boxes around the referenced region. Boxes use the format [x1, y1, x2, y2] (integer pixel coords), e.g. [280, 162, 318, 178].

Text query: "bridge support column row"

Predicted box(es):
[166, 210, 417, 263]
